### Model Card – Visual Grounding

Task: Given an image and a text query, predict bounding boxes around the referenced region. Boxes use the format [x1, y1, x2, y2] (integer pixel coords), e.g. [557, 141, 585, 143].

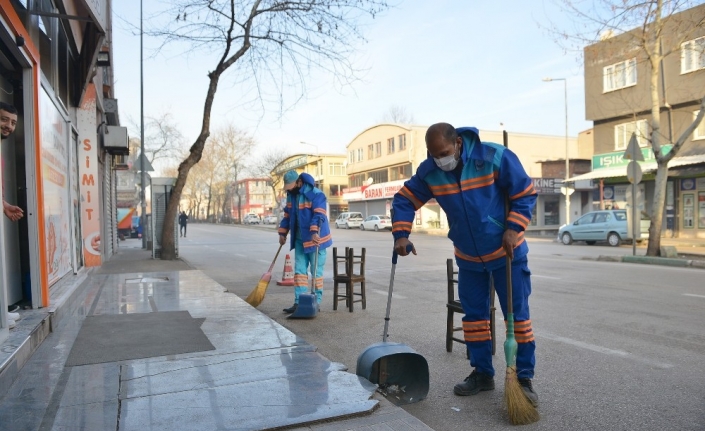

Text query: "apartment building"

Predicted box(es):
[271, 153, 348, 219]
[342, 123, 586, 234]
[576, 3, 705, 238]
[234, 177, 275, 219]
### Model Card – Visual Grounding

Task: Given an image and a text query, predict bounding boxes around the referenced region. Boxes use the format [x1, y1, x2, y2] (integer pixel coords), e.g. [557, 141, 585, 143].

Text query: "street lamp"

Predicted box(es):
[543, 77, 570, 225]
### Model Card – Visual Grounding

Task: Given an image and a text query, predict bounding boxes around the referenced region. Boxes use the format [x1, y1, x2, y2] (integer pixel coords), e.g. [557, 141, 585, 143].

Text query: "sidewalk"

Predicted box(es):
[0, 246, 435, 431]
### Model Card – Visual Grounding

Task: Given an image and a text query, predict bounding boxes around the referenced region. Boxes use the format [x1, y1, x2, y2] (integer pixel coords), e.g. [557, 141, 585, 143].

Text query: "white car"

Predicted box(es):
[263, 215, 278, 225]
[334, 212, 364, 229]
[360, 215, 392, 231]
[243, 214, 261, 225]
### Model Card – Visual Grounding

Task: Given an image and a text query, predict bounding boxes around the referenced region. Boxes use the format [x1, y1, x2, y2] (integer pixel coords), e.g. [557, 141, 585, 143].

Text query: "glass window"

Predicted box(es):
[681, 36, 705, 74]
[543, 196, 559, 225]
[615, 119, 649, 150]
[398, 134, 407, 150]
[389, 163, 412, 181]
[603, 58, 636, 92]
[375, 142, 381, 157]
[694, 111, 705, 140]
[576, 213, 595, 225]
[387, 137, 395, 154]
[594, 213, 608, 223]
[329, 163, 345, 176]
[368, 144, 374, 159]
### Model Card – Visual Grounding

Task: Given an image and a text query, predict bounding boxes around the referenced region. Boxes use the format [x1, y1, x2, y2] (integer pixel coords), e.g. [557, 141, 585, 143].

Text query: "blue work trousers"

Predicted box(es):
[458, 258, 536, 379]
[293, 239, 327, 304]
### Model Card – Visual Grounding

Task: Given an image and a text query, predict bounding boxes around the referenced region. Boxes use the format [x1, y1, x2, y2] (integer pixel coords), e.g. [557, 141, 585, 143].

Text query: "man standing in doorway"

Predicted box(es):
[0, 102, 23, 222]
[179, 211, 188, 237]
[0, 101, 22, 328]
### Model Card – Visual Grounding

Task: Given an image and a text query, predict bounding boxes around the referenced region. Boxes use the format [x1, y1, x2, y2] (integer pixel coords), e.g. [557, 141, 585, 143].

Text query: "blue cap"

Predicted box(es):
[283, 170, 299, 190]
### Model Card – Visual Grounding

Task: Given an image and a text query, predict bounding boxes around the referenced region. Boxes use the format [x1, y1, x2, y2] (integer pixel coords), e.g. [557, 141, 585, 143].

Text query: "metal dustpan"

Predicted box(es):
[356, 244, 429, 405]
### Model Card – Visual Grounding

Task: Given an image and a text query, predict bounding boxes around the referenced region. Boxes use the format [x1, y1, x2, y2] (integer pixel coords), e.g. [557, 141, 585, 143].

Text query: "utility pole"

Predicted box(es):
[140, 0, 147, 249]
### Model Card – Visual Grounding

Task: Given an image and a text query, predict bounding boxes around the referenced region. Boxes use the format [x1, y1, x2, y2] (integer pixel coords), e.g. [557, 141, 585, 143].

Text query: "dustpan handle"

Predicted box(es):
[383, 243, 413, 342]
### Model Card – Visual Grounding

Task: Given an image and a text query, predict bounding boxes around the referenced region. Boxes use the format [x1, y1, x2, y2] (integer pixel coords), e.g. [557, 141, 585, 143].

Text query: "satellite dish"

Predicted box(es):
[366, 177, 374, 185]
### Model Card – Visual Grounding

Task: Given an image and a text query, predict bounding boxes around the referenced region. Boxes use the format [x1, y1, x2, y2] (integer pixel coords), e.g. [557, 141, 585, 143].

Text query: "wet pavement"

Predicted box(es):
[0, 262, 434, 431]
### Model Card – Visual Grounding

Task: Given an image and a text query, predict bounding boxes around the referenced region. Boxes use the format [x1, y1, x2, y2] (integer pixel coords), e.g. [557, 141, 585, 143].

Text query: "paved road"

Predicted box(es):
[179, 223, 705, 431]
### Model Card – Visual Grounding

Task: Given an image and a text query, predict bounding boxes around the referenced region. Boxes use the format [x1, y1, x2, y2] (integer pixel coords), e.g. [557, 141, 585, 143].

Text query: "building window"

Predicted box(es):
[369, 168, 388, 184]
[681, 36, 705, 74]
[349, 151, 354, 164]
[615, 119, 649, 150]
[398, 133, 407, 150]
[603, 58, 636, 92]
[543, 196, 559, 225]
[389, 164, 412, 181]
[387, 137, 395, 154]
[694, 111, 705, 140]
[368, 144, 374, 159]
[329, 163, 346, 176]
[357, 148, 363, 162]
[375, 142, 381, 158]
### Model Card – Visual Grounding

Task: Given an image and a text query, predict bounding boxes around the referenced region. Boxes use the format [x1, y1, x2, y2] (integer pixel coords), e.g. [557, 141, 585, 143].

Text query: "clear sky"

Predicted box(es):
[111, 0, 593, 167]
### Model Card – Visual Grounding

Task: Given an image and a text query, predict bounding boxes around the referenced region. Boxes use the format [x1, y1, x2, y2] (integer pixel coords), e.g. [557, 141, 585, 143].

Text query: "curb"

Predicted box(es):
[597, 254, 705, 269]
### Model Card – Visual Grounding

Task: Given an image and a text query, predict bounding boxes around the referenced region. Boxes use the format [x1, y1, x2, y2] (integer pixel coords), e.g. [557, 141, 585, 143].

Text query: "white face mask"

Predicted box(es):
[434, 144, 459, 171]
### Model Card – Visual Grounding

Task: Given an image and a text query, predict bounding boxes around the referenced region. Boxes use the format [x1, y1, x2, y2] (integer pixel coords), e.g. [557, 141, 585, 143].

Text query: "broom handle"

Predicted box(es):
[268, 243, 284, 272]
[503, 130, 513, 315]
[310, 219, 322, 294]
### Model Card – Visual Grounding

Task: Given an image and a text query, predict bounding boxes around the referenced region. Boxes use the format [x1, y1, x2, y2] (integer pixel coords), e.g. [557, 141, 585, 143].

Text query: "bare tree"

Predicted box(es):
[547, 0, 705, 256]
[249, 147, 292, 215]
[144, 112, 186, 164]
[378, 104, 416, 124]
[147, 0, 389, 259]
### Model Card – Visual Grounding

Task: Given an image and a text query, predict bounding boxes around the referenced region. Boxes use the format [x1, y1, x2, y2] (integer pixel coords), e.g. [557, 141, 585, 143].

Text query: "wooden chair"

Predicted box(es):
[333, 247, 366, 312]
[446, 259, 496, 355]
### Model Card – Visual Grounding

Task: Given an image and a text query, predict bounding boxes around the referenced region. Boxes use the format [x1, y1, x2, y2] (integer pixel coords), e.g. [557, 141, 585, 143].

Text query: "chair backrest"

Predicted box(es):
[333, 247, 350, 277]
[347, 247, 366, 277]
[447, 258, 458, 304]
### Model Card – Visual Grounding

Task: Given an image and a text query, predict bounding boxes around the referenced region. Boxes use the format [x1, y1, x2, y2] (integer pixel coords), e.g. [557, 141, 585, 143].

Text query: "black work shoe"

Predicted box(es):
[283, 304, 298, 314]
[518, 378, 539, 407]
[453, 370, 495, 396]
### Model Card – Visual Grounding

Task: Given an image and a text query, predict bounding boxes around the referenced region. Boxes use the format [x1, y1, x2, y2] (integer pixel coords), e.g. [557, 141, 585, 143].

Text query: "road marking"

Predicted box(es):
[540, 332, 673, 369]
[683, 293, 705, 299]
[370, 289, 407, 299]
[235, 254, 245, 257]
[257, 259, 271, 264]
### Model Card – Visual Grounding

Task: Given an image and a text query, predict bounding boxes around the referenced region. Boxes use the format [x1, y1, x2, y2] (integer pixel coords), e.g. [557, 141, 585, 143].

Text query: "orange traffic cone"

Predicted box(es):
[276, 254, 295, 286]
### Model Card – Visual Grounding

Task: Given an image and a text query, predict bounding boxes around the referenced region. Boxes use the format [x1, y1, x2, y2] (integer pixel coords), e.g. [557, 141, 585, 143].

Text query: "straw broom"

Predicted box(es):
[245, 244, 283, 307]
[502, 130, 539, 425]
[503, 266, 540, 425]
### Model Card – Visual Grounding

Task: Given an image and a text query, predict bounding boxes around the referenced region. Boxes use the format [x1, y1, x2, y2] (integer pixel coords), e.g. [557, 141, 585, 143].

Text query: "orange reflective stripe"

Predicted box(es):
[399, 186, 423, 210]
[278, 228, 289, 234]
[507, 211, 530, 229]
[460, 173, 495, 191]
[510, 184, 537, 200]
[463, 320, 491, 342]
[314, 208, 327, 215]
[429, 183, 460, 196]
[454, 233, 525, 263]
[303, 233, 332, 248]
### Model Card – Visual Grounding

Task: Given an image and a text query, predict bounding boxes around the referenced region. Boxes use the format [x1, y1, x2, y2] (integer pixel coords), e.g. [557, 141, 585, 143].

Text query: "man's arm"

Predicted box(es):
[496, 149, 537, 257]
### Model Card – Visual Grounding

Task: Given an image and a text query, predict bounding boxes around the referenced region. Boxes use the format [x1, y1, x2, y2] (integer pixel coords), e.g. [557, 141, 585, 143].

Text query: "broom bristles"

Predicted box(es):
[504, 367, 540, 425]
[245, 279, 270, 307]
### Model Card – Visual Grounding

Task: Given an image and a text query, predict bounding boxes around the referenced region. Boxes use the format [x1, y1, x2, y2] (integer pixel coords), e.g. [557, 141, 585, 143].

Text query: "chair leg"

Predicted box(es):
[446, 309, 454, 352]
[347, 281, 353, 312]
[333, 282, 339, 311]
[360, 281, 366, 310]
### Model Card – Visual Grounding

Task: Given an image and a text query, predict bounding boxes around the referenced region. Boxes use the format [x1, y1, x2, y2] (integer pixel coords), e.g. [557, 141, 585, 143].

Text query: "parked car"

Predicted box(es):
[558, 209, 648, 247]
[263, 215, 278, 225]
[334, 212, 364, 229]
[360, 215, 392, 231]
[243, 214, 261, 225]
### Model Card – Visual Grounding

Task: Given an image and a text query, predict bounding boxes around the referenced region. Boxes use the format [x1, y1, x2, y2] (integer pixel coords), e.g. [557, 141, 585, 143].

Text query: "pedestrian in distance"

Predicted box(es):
[391, 123, 539, 406]
[179, 211, 188, 237]
[0, 102, 23, 222]
[277, 171, 332, 314]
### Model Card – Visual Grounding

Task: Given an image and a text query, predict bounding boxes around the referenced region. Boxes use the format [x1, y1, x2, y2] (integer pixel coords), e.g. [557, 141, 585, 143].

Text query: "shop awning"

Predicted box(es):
[565, 153, 705, 183]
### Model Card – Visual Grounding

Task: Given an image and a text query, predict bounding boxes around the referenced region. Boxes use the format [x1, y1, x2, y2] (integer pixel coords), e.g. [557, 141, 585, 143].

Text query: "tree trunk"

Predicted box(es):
[648, 163, 668, 255]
